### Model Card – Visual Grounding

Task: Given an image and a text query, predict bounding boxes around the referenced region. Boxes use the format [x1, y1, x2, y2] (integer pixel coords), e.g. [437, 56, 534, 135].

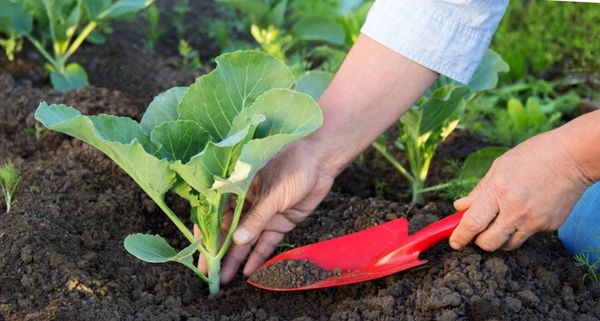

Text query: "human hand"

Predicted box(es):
[449, 129, 593, 251]
[196, 140, 339, 283]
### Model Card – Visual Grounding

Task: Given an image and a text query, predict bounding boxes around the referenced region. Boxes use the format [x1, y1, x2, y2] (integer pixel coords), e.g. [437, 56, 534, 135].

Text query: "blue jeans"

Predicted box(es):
[558, 182, 600, 265]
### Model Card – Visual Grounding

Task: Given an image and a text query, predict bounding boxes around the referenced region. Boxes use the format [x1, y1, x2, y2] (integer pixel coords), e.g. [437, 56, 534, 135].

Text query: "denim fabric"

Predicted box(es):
[559, 182, 600, 265]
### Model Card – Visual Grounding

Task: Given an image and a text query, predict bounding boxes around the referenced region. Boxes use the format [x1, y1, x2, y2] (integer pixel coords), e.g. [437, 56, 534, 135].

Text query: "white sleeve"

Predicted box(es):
[361, 0, 508, 84]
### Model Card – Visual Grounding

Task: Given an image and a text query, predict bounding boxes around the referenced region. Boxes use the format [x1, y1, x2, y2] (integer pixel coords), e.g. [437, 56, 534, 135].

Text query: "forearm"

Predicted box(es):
[558, 109, 600, 183]
[304, 34, 438, 176]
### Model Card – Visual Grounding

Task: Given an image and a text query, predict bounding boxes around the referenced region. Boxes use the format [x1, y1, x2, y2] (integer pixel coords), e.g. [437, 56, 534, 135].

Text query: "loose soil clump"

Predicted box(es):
[249, 260, 341, 289]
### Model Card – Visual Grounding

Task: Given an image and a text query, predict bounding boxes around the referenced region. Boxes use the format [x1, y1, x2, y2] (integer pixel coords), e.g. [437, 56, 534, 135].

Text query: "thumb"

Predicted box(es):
[233, 198, 277, 245]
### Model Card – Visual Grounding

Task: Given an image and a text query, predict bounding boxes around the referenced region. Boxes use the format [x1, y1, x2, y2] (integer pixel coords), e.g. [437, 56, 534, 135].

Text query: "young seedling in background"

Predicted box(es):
[35, 51, 323, 295]
[575, 252, 600, 285]
[0, 162, 21, 213]
[0, 0, 153, 92]
[144, 4, 163, 49]
[178, 39, 201, 70]
[421, 147, 509, 200]
[373, 50, 509, 203]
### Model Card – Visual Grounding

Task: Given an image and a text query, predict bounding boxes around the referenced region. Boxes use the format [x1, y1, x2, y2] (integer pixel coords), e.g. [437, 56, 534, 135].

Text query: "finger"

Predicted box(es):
[454, 181, 485, 211]
[501, 230, 532, 251]
[233, 198, 277, 245]
[449, 193, 498, 250]
[473, 214, 517, 252]
[243, 231, 285, 277]
[220, 242, 253, 284]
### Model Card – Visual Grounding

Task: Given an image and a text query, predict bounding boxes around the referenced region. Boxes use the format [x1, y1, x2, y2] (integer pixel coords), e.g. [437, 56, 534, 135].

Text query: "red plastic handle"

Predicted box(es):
[371, 211, 464, 268]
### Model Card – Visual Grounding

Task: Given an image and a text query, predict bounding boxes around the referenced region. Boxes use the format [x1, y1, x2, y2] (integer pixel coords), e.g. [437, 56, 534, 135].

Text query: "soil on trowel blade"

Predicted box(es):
[249, 260, 341, 289]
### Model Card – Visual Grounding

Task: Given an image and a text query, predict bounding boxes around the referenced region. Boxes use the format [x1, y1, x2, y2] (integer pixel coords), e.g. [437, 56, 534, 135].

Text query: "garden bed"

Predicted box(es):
[1, 1, 599, 320]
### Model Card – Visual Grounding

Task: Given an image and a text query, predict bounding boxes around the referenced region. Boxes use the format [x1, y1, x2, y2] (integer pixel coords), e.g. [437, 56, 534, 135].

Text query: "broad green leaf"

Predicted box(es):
[124, 233, 199, 267]
[468, 49, 510, 92]
[140, 87, 187, 133]
[215, 0, 270, 24]
[151, 120, 210, 163]
[292, 15, 345, 46]
[419, 86, 470, 134]
[459, 147, 509, 182]
[100, 0, 153, 19]
[178, 51, 294, 141]
[507, 98, 526, 134]
[34, 102, 175, 205]
[49, 63, 89, 93]
[525, 97, 545, 127]
[213, 89, 323, 194]
[82, 0, 112, 19]
[296, 70, 333, 101]
[171, 117, 264, 193]
[337, 0, 364, 15]
[0, 1, 32, 34]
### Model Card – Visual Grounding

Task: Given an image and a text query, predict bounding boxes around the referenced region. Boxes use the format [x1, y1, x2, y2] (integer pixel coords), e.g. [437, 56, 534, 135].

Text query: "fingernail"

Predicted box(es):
[449, 240, 460, 250]
[233, 228, 251, 244]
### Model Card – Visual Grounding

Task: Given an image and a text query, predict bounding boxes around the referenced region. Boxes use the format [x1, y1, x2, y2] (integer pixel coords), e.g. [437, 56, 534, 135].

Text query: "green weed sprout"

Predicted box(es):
[575, 252, 600, 285]
[0, 162, 21, 213]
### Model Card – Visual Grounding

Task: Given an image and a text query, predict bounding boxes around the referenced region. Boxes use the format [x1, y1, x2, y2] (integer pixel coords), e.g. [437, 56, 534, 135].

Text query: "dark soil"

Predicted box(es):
[1, 3, 599, 320]
[249, 260, 341, 289]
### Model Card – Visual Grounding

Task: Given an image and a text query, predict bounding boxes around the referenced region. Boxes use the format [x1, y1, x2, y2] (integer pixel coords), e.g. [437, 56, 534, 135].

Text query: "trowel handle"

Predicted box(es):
[370, 211, 465, 268]
[401, 211, 465, 253]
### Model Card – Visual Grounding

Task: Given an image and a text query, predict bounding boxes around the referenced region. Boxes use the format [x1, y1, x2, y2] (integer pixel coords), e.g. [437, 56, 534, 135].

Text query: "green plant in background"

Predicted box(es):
[463, 80, 581, 147]
[173, 0, 190, 38]
[492, 0, 600, 80]
[575, 252, 600, 284]
[217, 0, 288, 29]
[0, 0, 153, 92]
[422, 147, 509, 200]
[35, 51, 323, 295]
[144, 4, 163, 49]
[0, 162, 21, 214]
[373, 50, 509, 203]
[178, 39, 201, 70]
[0, 1, 28, 61]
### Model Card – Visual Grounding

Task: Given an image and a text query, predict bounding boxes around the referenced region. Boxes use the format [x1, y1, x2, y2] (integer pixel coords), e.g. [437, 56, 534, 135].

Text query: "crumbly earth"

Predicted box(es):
[249, 260, 341, 289]
[1, 5, 599, 319]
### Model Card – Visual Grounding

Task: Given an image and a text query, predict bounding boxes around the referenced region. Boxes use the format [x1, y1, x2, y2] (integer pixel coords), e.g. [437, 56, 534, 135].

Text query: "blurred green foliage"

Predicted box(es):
[492, 0, 600, 81]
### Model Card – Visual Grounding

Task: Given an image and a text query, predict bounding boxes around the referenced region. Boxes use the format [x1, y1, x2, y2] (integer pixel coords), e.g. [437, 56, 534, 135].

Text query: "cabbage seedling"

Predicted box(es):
[35, 51, 323, 295]
[373, 50, 509, 203]
[0, 0, 153, 92]
[0, 162, 21, 213]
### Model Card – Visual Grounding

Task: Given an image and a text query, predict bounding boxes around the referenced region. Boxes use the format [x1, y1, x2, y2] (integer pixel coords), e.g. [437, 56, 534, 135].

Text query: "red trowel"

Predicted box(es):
[247, 211, 464, 291]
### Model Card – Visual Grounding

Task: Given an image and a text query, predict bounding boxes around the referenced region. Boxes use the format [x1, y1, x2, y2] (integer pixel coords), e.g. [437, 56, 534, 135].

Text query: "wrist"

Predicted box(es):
[556, 110, 600, 183]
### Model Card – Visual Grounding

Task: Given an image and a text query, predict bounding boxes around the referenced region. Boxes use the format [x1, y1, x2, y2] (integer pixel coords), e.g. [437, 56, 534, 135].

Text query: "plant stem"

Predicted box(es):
[205, 256, 221, 295]
[155, 199, 195, 243]
[63, 21, 98, 62]
[216, 192, 247, 260]
[411, 179, 424, 203]
[372, 141, 415, 184]
[25, 35, 59, 68]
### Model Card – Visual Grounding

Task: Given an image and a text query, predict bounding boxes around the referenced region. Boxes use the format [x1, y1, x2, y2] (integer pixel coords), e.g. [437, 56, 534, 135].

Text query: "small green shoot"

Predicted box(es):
[574, 253, 600, 285]
[144, 4, 163, 49]
[373, 50, 509, 203]
[0, 162, 21, 213]
[178, 39, 201, 70]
